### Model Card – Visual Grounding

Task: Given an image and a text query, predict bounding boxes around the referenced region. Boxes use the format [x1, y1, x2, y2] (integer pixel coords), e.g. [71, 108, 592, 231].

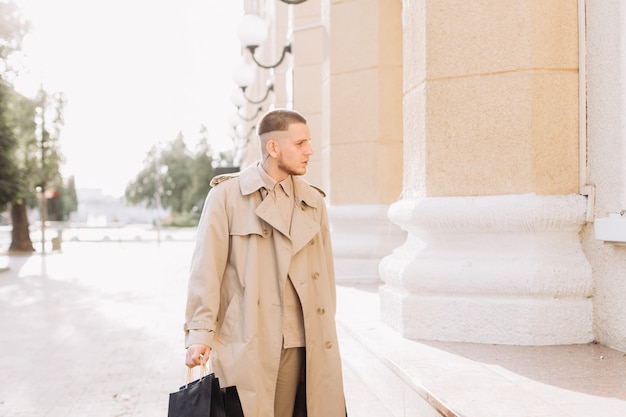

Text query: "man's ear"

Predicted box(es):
[267, 139, 278, 158]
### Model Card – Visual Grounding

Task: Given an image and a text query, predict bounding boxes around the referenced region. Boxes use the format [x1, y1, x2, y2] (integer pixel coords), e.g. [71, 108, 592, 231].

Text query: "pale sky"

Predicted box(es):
[11, 0, 244, 198]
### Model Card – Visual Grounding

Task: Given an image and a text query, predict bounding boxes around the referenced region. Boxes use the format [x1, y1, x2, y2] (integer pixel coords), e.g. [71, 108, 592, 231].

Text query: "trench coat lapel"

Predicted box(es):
[239, 163, 322, 252]
[290, 177, 322, 253]
[255, 196, 291, 238]
[254, 193, 320, 253]
[290, 206, 319, 254]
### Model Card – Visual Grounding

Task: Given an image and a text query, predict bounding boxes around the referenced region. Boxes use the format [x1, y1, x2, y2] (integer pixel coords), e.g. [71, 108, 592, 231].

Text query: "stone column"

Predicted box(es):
[294, 0, 407, 279]
[380, 0, 593, 345]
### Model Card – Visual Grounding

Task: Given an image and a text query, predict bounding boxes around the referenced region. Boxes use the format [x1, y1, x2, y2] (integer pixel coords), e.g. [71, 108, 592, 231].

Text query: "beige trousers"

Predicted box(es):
[274, 347, 305, 417]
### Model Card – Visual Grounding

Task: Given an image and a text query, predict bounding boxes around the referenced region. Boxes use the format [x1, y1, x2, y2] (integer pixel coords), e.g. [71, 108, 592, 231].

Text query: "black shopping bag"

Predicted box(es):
[168, 366, 226, 417]
[221, 385, 245, 417]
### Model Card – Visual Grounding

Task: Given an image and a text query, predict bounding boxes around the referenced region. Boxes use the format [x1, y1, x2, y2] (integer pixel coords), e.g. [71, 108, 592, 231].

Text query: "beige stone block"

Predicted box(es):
[378, 64, 404, 140]
[331, 143, 378, 204]
[402, 85, 428, 199]
[293, 64, 323, 114]
[375, 141, 404, 203]
[331, 69, 380, 145]
[403, 0, 427, 88]
[403, 0, 578, 80]
[331, 0, 379, 72]
[293, 0, 322, 23]
[294, 25, 325, 66]
[330, 141, 403, 205]
[379, 0, 403, 66]
[303, 112, 325, 190]
[419, 71, 578, 196]
[413, 0, 578, 78]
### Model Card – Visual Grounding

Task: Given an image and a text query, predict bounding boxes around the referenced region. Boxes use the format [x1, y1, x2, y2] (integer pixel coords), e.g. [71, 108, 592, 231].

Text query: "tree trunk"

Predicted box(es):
[9, 202, 35, 253]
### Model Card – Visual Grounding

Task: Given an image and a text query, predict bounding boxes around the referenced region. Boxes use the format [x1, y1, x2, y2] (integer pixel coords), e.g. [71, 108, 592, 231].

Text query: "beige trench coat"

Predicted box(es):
[184, 162, 346, 417]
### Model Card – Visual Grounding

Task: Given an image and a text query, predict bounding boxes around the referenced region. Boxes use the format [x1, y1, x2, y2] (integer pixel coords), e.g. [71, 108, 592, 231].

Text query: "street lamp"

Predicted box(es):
[232, 61, 275, 105]
[231, 84, 274, 106]
[229, 107, 263, 126]
[232, 61, 256, 87]
[237, 13, 292, 69]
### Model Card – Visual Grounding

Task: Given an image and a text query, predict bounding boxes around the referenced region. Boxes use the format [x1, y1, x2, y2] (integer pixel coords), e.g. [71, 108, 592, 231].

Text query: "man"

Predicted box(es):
[184, 109, 346, 417]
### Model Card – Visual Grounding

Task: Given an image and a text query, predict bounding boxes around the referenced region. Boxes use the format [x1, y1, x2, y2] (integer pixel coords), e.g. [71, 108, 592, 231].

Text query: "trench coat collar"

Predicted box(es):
[239, 162, 324, 252]
[238, 162, 324, 208]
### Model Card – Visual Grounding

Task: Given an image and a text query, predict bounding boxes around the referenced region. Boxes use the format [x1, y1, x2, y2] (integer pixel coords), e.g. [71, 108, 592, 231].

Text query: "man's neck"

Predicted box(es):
[262, 162, 289, 183]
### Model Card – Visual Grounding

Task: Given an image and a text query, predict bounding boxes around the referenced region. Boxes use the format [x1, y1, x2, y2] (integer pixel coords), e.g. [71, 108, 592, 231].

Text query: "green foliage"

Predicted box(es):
[5, 86, 65, 203]
[161, 212, 200, 228]
[187, 125, 216, 211]
[0, 0, 27, 211]
[0, 1, 66, 209]
[160, 133, 194, 214]
[0, 79, 19, 211]
[126, 127, 230, 218]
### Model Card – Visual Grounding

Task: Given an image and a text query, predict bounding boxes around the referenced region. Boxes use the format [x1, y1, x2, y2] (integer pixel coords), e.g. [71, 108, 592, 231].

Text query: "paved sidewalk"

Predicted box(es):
[0, 242, 192, 417]
[2, 241, 626, 417]
[335, 282, 626, 417]
[0, 241, 392, 417]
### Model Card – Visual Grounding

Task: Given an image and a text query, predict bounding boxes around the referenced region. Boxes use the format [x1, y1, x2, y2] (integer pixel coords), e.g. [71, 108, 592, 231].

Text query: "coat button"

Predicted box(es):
[317, 307, 325, 315]
[312, 272, 319, 280]
[324, 341, 333, 349]
[309, 239, 315, 245]
[263, 229, 269, 236]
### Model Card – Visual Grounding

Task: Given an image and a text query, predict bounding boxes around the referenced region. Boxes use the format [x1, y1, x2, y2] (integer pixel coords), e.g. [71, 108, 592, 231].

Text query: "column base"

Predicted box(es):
[329, 205, 406, 282]
[379, 193, 593, 346]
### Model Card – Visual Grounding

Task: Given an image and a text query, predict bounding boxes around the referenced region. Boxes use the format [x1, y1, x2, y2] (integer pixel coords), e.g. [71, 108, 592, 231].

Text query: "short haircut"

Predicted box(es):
[256, 109, 307, 136]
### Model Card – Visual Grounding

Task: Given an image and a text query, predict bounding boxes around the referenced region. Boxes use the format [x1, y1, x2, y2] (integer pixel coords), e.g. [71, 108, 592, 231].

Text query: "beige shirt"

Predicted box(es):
[256, 164, 306, 348]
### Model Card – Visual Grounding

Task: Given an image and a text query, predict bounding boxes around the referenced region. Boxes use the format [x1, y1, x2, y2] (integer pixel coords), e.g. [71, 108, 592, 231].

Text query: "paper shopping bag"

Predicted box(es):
[168, 366, 226, 417]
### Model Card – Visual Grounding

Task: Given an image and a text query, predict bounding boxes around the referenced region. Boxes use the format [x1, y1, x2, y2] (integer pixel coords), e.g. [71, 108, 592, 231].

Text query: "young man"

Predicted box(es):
[184, 109, 346, 417]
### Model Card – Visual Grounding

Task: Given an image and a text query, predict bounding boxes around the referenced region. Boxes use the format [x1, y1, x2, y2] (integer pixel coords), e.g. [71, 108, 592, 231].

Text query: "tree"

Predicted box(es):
[0, 0, 33, 251]
[126, 129, 223, 220]
[0, 78, 19, 211]
[4, 86, 36, 251]
[160, 133, 194, 214]
[0, 0, 26, 210]
[187, 126, 215, 213]
[4, 84, 66, 252]
[126, 133, 193, 215]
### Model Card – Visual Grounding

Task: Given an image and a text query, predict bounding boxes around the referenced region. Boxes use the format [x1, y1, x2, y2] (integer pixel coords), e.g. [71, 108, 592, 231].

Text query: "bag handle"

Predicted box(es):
[185, 355, 212, 387]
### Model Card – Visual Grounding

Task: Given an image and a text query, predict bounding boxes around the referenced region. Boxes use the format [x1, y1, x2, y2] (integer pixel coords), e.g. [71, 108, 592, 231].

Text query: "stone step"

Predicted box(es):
[338, 322, 446, 417]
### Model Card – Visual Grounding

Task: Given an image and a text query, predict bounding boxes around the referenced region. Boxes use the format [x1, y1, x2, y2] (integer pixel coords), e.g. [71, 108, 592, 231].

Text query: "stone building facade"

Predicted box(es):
[232, 0, 626, 352]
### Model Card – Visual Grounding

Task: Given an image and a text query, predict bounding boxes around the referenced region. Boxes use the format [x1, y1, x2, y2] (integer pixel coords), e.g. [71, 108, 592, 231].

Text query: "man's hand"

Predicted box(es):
[185, 344, 211, 368]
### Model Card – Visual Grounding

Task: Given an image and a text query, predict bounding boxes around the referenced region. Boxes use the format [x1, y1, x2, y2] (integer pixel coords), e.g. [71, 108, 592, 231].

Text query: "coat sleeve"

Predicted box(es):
[183, 185, 230, 348]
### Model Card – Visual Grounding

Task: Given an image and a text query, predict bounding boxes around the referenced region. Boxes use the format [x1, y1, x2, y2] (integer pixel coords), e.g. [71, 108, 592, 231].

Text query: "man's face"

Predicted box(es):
[274, 123, 313, 177]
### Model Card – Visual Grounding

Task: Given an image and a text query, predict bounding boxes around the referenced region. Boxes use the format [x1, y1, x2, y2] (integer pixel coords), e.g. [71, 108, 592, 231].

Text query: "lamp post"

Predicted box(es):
[237, 13, 292, 69]
[229, 106, 263, 126]
[232, 82, 274, 105]
[153, 144, 167, 247]
[232, 61, 274, 105]
[35, 89, 48, 254]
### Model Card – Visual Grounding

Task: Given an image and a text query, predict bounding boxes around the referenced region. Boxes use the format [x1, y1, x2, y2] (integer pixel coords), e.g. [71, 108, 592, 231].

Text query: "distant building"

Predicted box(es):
[71, 188, 168, 225]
